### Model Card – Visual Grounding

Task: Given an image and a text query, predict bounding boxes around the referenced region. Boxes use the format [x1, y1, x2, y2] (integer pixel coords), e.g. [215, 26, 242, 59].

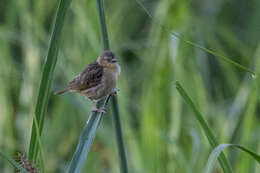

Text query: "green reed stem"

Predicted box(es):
[96, 0, 128, 172]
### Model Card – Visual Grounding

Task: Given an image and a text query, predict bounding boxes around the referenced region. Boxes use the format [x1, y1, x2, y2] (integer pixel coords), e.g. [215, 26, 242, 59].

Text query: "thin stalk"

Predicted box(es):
[111, 96, 128, 173]
[96, 0, 128, 172]
[28, 0, 72, 162]
[32, 113, 46, 173]
[97, 0, 109, 50]
[135, 0, 255, 76]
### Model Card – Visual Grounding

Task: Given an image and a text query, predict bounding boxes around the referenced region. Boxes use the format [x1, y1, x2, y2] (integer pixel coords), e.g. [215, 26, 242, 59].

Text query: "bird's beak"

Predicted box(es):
[111, 58, 117, 63]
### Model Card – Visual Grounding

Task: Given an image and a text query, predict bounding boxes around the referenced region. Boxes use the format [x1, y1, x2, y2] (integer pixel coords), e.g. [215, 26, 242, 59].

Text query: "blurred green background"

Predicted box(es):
[0, 0, 260, 172]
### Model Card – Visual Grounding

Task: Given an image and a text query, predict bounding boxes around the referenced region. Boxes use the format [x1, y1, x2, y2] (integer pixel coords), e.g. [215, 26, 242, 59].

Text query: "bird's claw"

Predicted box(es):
[91, 107, 106, 114]
[111, 88, 120, 96]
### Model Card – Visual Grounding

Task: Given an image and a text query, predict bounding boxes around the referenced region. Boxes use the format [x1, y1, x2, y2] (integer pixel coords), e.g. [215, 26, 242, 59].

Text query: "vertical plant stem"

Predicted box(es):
[32, 113, 46, 173]
[97, 0, 110, 50]
[28, 0, 72, 162]
[111, 96, 128, 173]
[96, 0, 128, 172]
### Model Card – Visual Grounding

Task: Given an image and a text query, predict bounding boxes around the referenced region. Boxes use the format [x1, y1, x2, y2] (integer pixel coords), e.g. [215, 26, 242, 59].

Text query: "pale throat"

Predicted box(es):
[104, 64, 120, 77]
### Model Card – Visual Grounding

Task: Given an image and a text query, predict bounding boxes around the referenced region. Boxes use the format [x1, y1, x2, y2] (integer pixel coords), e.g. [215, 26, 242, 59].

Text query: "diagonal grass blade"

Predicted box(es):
[205, 144, 260, 173]
[68, 96, 110, 173]
[176, 81, 233, 173]
[135, 0, 255, 76]
[28, 0, 73, 162]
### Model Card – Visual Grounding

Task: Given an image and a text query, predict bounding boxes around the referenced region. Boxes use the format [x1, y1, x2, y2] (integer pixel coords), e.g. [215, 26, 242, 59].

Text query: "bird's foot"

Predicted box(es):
[91, 107, 106, 114]
[111, 88, 120, 96]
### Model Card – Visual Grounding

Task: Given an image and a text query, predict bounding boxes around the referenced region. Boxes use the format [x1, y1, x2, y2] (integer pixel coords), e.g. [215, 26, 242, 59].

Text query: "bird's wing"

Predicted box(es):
[69, 62, 104, 91]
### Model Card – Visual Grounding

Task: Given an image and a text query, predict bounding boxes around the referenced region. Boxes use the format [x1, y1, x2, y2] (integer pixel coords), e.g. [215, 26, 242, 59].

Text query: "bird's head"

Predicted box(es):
[97, 50, 118, 69]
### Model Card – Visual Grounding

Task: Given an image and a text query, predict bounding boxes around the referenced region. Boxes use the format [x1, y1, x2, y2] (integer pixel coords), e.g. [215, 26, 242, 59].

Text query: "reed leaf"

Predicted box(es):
[68, 96, 110, 173]
[205, 144, 260, 173]
[175, 81, 233, 173]
[28, 0, 72, 162]
[135, 0, 255, 76]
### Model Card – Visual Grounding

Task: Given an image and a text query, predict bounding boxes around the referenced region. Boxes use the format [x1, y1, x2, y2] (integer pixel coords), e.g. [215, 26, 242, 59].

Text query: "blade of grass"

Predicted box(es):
[170, 33, 255, 75]
[237, 87, 258, 172]
[96, 0, 128, 172]
[0, 151, 29, 173]
[32, 110, 46, 173]
[68, 96, 110, 173]
[28, 0, 73, 162]
[205, 144, 260, 173]
[134, 0, 255, 76]
[175, 81, 233, 173]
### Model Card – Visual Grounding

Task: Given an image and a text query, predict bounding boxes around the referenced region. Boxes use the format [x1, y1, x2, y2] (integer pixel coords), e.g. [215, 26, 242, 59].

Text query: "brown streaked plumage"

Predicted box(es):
[55, 50, 120, 113]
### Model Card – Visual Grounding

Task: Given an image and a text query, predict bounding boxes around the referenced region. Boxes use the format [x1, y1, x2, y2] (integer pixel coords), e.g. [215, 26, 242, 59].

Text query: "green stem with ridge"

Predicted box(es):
[96, 0, 128, 172]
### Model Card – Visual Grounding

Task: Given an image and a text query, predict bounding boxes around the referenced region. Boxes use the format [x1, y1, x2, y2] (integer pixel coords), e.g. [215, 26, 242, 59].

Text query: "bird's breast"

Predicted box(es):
[103, 66, 120, 88]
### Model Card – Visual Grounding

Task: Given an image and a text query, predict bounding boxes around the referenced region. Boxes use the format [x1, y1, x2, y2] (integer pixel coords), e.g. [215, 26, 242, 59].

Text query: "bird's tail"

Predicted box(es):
[54, 88, 70, 95]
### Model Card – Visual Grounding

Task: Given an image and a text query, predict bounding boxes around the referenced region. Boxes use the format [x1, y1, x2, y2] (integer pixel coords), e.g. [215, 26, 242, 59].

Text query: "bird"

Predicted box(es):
[55, 50, 120, 113]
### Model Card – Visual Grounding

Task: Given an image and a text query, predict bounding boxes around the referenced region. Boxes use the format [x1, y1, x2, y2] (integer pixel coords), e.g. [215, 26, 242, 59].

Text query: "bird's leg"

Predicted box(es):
[110, 88, 120, 96]
[91, 101, 106, 114]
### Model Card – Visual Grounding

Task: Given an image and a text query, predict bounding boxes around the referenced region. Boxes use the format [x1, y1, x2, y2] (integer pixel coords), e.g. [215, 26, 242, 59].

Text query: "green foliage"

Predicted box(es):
[0, 0, 260, 172]
[68, 97, 109, 173]
[176, 81, 233, 173]
[28, 0, 73, 162]
[205, 144, 260, 173]
[32, 112, 46, 173]
[136, 0, 255, 76]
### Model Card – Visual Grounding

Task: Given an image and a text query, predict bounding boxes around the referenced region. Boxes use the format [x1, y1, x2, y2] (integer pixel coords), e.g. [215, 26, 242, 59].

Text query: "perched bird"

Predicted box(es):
[55, 50, 120, 113]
